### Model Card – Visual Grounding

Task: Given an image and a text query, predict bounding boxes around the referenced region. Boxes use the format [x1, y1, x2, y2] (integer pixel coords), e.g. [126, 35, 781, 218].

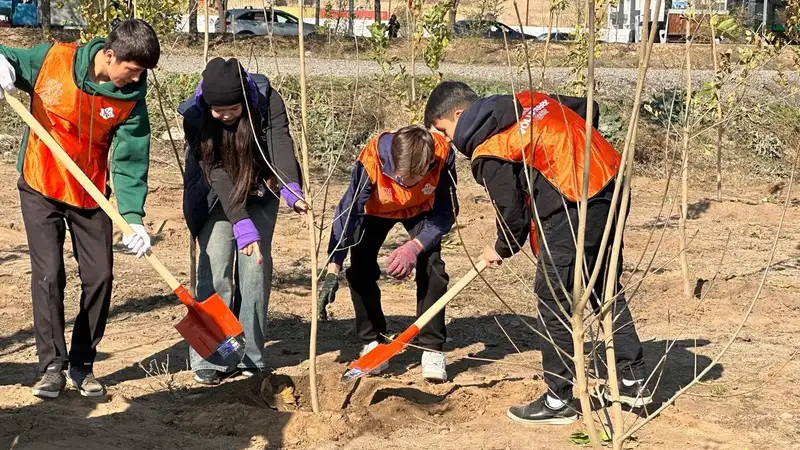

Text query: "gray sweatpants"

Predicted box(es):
[189, 198, 278, 372]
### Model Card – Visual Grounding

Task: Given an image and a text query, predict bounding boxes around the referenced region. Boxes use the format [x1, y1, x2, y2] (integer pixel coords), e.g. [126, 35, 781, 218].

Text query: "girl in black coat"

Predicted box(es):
[180, 57, 306, 385]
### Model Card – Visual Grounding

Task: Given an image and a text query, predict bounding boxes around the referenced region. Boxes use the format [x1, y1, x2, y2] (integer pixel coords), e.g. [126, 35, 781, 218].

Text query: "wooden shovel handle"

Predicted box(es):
[6, 95, 181, 291]
[413, 258, 487, 329]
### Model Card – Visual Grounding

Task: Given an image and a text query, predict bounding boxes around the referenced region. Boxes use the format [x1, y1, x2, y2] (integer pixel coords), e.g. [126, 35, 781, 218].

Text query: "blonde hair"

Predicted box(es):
[390, 126, 435, 178]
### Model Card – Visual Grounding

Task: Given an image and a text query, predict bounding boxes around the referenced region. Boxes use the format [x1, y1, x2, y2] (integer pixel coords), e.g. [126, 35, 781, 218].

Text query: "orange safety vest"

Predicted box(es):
[22, 43, 138, 209]
[471, 91, 621, 255]
[358, 131, 450, 220]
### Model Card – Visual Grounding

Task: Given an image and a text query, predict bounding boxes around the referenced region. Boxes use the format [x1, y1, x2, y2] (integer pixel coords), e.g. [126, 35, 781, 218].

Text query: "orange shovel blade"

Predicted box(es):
[174, 288, 246, 367]
[341, 325, 420, 383]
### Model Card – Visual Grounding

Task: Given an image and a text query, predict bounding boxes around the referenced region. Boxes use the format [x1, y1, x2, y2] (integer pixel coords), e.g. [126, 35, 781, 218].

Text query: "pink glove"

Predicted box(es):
[386, 240, 424, 280]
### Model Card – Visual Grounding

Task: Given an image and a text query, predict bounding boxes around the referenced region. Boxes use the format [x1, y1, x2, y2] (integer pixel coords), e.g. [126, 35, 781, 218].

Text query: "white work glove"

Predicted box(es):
[0, 55, 16, 98]
[123, 223, 151, 258]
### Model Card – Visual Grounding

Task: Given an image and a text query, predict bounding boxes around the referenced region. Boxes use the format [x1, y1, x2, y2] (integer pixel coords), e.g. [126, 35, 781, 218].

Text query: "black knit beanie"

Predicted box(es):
[201, 57, 245, 106]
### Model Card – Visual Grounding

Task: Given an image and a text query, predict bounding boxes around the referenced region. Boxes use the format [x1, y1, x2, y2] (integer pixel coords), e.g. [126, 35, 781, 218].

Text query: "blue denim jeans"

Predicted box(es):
[189, 198, 278, 372]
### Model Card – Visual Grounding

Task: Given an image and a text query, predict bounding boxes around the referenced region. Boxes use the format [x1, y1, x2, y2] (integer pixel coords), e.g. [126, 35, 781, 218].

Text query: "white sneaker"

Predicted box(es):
[421, 351, 447, 382]
[361, 341, 388, 375]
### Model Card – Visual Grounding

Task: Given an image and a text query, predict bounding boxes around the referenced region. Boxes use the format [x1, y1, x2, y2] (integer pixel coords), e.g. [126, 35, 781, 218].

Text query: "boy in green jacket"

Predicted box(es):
[0, 19, 160, 398]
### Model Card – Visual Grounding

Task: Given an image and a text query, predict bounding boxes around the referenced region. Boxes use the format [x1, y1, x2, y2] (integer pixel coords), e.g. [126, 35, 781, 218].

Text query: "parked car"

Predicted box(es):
[535, 31, 575, 42]
[453, 19, 536, 40]
[217, 7, 315, 36]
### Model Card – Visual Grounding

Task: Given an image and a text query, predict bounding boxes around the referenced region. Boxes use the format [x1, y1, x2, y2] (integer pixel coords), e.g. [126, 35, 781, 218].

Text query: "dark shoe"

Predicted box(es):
[506, 394, 579, 425]
[67, 367, 106, 397]
[32, 365, 66, 399]
[614, 380, 653, 407]
[194, 369, 220, 385]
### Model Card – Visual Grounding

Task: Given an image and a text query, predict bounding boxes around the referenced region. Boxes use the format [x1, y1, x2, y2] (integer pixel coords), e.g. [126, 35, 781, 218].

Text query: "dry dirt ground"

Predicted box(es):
[1, 149, 800, 450]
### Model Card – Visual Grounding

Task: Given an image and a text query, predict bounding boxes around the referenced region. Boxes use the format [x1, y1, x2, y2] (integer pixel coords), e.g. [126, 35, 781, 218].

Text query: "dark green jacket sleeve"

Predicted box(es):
[111, 100, 150, 225]
[0, 43, 52, 94]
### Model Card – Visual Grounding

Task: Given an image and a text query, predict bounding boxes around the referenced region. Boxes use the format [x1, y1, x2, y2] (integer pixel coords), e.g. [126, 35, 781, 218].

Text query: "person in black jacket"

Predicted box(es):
[180, 57, 306, 385]
[424, 81, 650, 425]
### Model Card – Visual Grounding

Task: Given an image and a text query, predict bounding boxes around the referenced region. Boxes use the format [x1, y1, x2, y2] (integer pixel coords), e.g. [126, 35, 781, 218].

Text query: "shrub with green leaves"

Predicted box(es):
[642, 88, 687, 130]
[598, 102, 625, 146]
[422, 0, 452, 80]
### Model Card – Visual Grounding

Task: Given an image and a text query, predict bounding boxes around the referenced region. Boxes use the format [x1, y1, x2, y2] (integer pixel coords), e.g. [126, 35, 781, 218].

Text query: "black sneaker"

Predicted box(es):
[506, 394, 579, 425]
[615, 380, 653, 407]
[194, 369, 220, 385]
[67, 367, 106, 397]
[32, 365, 66, 399]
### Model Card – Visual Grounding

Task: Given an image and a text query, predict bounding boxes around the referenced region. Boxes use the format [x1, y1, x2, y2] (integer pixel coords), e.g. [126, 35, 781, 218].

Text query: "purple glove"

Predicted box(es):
[280, 182, 304, 210]
[232, 218, 260, 250]
[386, 240, 424, 280]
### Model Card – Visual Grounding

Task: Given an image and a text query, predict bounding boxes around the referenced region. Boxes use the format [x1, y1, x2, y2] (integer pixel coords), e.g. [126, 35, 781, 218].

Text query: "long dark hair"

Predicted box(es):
[199, 103, 258, 208]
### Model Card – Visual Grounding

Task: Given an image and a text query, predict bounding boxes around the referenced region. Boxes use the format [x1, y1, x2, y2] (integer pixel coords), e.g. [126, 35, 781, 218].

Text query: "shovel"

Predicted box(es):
[6, 95, 245, 367]
[341, 258, 487, 383]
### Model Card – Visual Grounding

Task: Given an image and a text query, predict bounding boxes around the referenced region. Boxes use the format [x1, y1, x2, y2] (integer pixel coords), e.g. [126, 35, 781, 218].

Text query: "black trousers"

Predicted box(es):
[535, 197, 646, 399]
[345, 214, 449, 351]
[19, 178, 114, 374]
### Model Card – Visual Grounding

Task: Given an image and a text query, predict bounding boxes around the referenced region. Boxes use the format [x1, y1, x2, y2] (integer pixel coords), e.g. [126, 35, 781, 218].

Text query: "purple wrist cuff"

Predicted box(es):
[232, 218, 260, 250]
[280, 182, 303, 209]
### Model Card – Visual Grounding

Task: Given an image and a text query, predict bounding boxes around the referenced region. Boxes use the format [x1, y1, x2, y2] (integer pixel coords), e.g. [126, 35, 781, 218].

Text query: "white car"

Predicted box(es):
[218, 8, 315, 36]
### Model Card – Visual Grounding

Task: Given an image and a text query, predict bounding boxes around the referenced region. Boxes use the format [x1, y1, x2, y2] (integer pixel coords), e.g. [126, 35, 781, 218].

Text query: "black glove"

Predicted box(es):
[318, 272, 339, 321]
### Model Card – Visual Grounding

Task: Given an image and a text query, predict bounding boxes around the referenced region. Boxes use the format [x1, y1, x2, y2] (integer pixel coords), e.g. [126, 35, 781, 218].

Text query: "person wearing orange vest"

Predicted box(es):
[0, 20, 160, 399]
[424, 81, 650, 424]
[319, 125, 457, 382]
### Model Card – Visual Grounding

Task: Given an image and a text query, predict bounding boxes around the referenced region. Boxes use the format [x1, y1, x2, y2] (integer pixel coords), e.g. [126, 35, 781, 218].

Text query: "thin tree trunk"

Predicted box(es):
[513, 4, 532, 94]
[604, 3, 653, 448]
[374, 0, 381, 23]
[204, 0, 210, 63]
[40, 0, 51, 39]
[218, 0, 227, 34]
[348, 0, 354, 34]
[539, 8, 554, 89]
[571, 0, 601, 445]
[679, 17, 692, 298]
[525, 0, 529, 26]
[190, 0, 199, 40]
[710, 20, 724, 202]
[449, 0, 458, 32]
[298, 0, 321, 414]
[315, 0, 320, 26]
[408, 2, 416, 102]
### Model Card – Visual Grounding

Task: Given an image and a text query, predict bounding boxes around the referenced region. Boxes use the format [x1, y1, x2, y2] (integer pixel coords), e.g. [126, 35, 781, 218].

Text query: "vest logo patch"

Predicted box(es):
[519, 99, 550, 135]
[380, 186, 394, 201]
[422, 183, 435, 195]
[39, 79, 64, 107]
[99, 107, 115, 120]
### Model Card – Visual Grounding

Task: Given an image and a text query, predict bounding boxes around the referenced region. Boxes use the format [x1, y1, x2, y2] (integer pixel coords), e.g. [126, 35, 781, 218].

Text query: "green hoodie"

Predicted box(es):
[0, 38, 150, 224]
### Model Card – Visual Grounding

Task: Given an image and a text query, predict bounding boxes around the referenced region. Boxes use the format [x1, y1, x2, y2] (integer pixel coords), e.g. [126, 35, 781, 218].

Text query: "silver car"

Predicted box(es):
[218, 7, 315, 36]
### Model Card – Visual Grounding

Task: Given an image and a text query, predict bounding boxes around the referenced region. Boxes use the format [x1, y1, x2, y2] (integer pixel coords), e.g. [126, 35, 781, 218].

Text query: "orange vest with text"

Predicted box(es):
[358, 131, 450, 220]
[471, 91, 620, 254]
[22, 43, 138, 209]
